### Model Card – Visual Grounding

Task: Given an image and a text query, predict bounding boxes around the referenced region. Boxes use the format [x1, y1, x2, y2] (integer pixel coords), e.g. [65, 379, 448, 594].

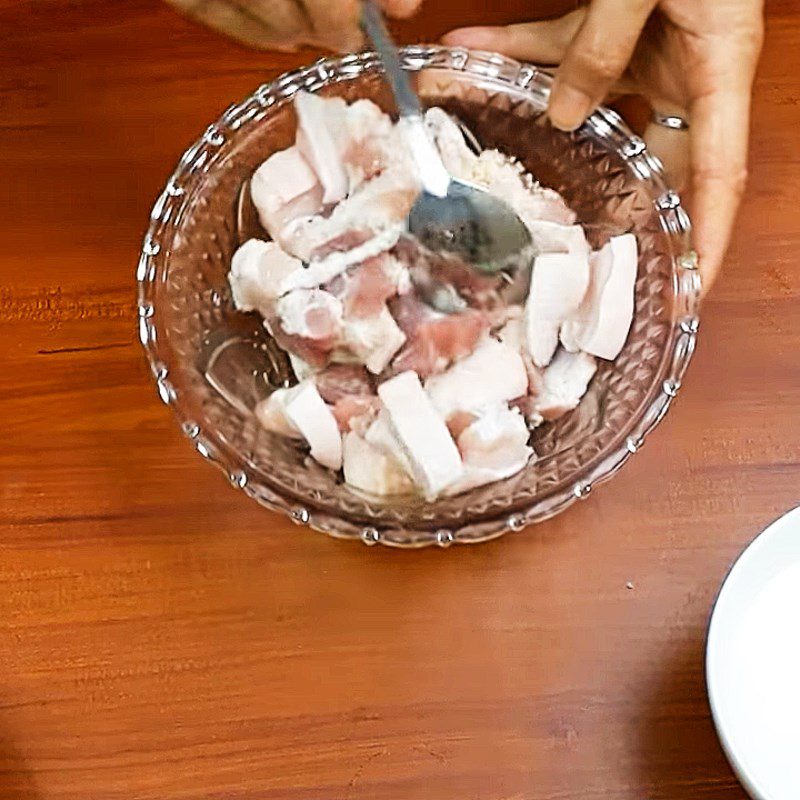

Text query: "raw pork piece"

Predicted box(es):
[268, 327, 332, 370]
[268, 289, 343, 368]
[284, 381, 342, 470]
[268, 96, 417, 266]
[342, 431, 414, 496]
[496, 307, 525, 348]
[342, 99, 402, 189]
[250, 146, 323, 246]
[390, 294, 489, 378]
[284, 255, 407, 375]
[280, 226, 403, 294]
[294, 91, 349, 204]
[276, 289, 343, 340]
[561, 233, 637, 359]
[314, 363, 379, 432]
[333, 155, 418, 228]
[320, 255, 407, 375]
[295, 93, 411, 205]
[332, 395, 381, 433]
[285, 167, 419, 264]
[289, 353, 316, 381]
[379, 253, 412, 296]
[342, 306, 407, 375]
[446, 410, 479, 440]
[533, 350, 597, 421]
[313, 364, 374, 404]
[364, 409, 413, 476]
[328, 254, 397, 319]
[255, 388, 303, 439]
[445, 404, 534, 495]
[424, 107, 478, 178]
[424, 337, 529, 420]
[524, 250, 590, 368]
[378, 371, 464, 498]
[228, 239, 303, 315]
[496, 310, 545, 393]
[310, 230, 374, 260]
[255, 380, 342, 470]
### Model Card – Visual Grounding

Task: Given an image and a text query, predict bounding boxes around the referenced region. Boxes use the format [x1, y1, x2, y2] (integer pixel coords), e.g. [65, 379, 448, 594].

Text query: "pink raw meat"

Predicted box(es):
[268, 324, 334, 369]
[509, 395, 536, 419]
[288, 169, 418, 263]
[393, 236, 504, 312]
[311, 230, 373, 261]
[250, 146, 323, 244]
[267, 289, 343, 369]
[314, 364, 375, 404]
[389, 295, 489, 378]
[455, 405, 532, 471]
[329, 168, 419, 233]
[328, 255, 397, 319]
[444, 404, 534, 496]
[332, 395, 381, 433]
[360, 167, 419, 219]
[341, 99, 398, 187]
[252, 146, 318, 206]
[446, 410, 479, 440]
[389, 293, 432, 337]
[305, 307, 339, 339]
[343, 139, 389, 185]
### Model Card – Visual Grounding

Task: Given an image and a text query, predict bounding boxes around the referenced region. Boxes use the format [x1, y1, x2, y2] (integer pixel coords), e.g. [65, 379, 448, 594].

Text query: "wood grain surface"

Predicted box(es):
[0, 1, 798, 798]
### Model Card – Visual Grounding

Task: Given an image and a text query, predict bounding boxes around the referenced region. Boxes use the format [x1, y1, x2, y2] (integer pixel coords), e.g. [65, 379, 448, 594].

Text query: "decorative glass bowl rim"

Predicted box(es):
[137, 45, 700, 549]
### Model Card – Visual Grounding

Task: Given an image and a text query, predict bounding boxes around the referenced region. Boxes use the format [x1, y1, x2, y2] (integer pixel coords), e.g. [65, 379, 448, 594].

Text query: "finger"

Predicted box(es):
[643, 116, 690, 193]
[442, 11, 584, 64]
[165, 0, 307, 50]
[302, 0, 362, 51]
[687, 86, 753, 294]
[549, 0, 657, 131]
[379, 0, 423, 18]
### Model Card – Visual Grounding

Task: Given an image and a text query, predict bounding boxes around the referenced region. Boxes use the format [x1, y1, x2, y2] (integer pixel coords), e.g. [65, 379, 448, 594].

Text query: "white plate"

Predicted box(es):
[707, 506, 800, 799]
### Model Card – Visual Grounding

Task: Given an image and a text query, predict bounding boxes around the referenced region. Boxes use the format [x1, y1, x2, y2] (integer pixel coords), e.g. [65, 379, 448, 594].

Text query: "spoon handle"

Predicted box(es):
[360, 0, 421, 119]
[361, 0, 450, 197]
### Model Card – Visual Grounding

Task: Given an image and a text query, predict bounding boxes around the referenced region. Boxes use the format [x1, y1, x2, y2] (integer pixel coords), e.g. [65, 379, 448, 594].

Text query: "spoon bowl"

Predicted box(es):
[361, 1, 533, 311]
[409, 178, 533, 271]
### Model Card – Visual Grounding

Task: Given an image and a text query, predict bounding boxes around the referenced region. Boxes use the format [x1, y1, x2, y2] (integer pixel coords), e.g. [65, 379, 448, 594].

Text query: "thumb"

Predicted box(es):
[548, 0, 657, 130]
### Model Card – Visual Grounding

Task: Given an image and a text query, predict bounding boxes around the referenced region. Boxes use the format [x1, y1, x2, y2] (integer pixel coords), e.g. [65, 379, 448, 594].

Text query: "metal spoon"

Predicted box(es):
[361, 1, 533, 312]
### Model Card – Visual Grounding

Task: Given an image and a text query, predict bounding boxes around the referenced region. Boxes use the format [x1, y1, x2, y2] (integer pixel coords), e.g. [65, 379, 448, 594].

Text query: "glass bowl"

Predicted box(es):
[137, 46, 699, 548]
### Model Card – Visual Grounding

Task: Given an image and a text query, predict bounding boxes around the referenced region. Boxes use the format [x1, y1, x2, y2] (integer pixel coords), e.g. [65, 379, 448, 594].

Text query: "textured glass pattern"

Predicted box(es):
[138, 47, 699, 547]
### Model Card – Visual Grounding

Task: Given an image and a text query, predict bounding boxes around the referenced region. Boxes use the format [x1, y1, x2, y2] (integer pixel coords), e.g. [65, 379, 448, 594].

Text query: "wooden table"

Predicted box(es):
[1, 1, 797, 797]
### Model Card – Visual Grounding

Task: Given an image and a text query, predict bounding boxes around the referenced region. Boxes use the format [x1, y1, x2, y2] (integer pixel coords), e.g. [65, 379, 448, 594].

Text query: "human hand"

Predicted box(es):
[443, 1, 765, 294]
[165, 0, 421, 53]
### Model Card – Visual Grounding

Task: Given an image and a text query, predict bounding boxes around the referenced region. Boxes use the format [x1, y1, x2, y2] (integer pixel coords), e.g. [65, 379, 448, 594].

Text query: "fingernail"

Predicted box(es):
[549, 82, 593, 131]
